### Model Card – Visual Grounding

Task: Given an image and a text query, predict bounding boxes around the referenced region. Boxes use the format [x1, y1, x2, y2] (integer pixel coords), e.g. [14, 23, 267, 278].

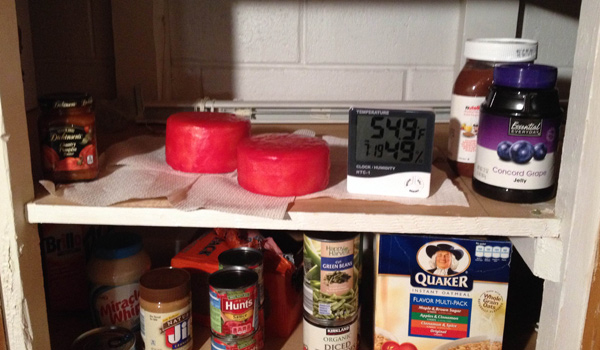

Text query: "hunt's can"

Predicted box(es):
[210, 329, 262, 350]
[304, 231, 362, 321]
[303, 311, 359, 350]
[71, 326, 136, 350]
[218, 247, 265, 305]
[209, 267, 259, 338]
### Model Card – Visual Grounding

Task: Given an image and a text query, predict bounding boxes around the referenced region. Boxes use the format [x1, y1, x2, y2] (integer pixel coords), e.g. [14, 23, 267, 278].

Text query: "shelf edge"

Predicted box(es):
[26, 202, 560, 237]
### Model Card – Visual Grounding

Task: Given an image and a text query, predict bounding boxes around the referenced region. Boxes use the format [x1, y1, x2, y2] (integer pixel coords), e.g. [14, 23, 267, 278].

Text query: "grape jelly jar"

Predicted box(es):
[473, 64, 563, 203]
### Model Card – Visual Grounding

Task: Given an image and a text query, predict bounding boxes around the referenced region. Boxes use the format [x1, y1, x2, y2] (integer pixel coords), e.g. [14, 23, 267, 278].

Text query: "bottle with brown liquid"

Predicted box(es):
[447, 38, 538, 177]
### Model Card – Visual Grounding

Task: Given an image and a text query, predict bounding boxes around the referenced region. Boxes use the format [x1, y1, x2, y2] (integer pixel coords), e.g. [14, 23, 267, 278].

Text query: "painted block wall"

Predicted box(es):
[27, 1, 579, 108]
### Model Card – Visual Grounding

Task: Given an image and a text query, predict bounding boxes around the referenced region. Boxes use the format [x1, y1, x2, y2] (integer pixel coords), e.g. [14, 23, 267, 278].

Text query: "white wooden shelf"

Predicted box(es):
[25, 123, 560, 238]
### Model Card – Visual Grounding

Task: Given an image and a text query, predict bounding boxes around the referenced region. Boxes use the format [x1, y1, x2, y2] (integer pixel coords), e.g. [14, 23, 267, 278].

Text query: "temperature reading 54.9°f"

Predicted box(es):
[355, 114, 428, 164]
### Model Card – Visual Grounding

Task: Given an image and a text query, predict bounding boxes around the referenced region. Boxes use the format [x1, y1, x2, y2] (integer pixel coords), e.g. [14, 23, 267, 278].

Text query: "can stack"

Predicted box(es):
[208, 248, 265, 350]
[303, 232, 362, 350]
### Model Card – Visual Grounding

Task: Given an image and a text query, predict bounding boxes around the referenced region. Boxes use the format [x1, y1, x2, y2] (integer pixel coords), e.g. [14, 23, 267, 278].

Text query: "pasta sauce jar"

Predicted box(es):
[140, 267, 193, 350]
[447, 38, 538, 177]
[38, 92, 99, 182]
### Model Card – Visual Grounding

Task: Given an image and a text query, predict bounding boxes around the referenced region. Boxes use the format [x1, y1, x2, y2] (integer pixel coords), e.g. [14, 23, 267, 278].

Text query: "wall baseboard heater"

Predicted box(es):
[135, 90, 451, 125]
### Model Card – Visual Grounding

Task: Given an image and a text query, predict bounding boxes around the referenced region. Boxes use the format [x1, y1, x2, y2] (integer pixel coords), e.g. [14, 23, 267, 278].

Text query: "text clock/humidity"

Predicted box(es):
[347, 108, 436, 198]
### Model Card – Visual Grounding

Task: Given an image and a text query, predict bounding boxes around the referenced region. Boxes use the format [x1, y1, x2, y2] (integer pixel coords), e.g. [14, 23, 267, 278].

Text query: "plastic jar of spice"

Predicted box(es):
[473, 64, 562, 203]
[447, 38, 538, 177]
[88, 232, 151, 331]
[38, 93, 99, 182]
[140, 267, 193, 350]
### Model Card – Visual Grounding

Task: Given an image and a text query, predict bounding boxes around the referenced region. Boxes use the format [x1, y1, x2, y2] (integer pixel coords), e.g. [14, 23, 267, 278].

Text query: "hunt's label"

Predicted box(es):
[209, 285, 258, 338]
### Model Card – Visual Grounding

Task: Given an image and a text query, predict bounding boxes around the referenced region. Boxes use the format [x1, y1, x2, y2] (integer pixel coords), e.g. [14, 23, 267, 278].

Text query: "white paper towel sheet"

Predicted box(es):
[40, 134, 468, 220]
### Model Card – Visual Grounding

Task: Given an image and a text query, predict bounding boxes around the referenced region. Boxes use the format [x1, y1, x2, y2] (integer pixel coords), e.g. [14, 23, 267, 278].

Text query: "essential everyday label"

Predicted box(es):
[447, 95, 484, 163]
[91, 283, 141, 331]
[474, 114, 559, 190]
[141, 305, 192, 350]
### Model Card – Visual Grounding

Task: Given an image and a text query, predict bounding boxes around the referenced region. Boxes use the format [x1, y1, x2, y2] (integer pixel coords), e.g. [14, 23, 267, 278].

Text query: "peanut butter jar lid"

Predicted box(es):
[140, 267, 190, 303]
[464, 38, 538, 62]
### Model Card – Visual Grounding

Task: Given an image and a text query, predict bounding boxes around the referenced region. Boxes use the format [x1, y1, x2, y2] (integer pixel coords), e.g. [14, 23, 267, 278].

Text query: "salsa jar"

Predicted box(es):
[38, 93, 99, 182]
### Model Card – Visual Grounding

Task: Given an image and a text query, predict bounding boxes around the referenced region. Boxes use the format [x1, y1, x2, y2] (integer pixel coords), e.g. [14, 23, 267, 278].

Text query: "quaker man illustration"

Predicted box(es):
[426, 243, 464, 276]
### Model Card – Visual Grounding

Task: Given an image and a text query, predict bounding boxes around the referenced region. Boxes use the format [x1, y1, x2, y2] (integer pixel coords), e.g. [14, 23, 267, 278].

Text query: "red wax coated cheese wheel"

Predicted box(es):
[237, 133, 330, 196]
[166, 112, 251, 173]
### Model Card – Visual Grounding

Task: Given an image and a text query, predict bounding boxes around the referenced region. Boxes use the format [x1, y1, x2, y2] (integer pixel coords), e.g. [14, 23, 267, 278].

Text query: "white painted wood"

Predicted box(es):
[26, 201, 560, 237]
[510, 237, 563, 282]
[535, 0, 600, 348]
[455, 0, 520, 74]
[0, 0, 49, 349]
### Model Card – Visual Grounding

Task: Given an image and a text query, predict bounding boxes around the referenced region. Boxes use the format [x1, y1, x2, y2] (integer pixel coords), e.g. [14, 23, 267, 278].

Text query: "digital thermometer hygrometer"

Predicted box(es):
[347, 107, 436, 198]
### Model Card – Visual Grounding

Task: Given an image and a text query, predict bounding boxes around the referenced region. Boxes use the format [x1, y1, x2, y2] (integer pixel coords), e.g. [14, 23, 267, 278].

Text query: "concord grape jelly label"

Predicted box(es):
[474, 113, 560, 190]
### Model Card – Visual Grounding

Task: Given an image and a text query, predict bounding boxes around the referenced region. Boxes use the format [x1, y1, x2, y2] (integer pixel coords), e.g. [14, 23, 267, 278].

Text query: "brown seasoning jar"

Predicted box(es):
[447, 38, 538, 177]
[38, 93, 99, 182]
[140, 267, 192, 350]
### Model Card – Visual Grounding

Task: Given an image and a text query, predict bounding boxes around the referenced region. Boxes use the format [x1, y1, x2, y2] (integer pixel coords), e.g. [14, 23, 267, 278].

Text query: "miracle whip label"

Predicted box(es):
[141, 306, 192, 350]
[210, 285, 257, 337]
[474, 114, 560, 190]
[91, 283, 141, 331]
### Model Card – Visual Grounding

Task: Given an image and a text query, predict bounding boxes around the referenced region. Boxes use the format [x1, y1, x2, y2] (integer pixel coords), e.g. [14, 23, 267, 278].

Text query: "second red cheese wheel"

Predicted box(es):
[237, 133, 330, 196]
[166, 112, 251, 173]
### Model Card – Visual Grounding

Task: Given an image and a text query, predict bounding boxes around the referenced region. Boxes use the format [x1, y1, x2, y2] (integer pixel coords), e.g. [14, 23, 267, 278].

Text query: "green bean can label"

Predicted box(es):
[304, 234, 361, 321]
[210, 285, 258, 338]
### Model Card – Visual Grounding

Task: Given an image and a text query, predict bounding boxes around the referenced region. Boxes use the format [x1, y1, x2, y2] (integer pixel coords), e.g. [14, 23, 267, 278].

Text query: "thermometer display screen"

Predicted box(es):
[355, 114, 429, 164]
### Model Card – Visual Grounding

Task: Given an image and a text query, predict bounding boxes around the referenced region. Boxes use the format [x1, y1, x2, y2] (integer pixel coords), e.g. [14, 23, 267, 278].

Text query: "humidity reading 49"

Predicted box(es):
[347, 108, 435, 198]
[356, 115, 428, 164]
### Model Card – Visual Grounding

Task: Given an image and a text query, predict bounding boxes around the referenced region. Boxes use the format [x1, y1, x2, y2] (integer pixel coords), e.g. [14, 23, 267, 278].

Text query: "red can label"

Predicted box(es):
[209, 285, 258, 338]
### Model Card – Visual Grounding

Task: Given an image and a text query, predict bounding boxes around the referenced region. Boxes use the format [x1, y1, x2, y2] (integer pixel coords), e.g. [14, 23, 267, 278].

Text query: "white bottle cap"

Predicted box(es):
[464, 38, 538, 62]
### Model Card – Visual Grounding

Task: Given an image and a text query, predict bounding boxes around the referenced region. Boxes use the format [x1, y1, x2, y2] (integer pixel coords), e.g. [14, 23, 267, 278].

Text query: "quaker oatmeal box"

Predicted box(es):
[374, 234, 511, 350]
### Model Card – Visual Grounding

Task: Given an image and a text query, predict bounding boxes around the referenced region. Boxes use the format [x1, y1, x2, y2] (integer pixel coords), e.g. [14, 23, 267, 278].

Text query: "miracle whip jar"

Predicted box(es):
[140, 267, 193, 350]
[473, 64, 563, 203]
[88, 232, 151, 331]
[447, 38, 538, 177]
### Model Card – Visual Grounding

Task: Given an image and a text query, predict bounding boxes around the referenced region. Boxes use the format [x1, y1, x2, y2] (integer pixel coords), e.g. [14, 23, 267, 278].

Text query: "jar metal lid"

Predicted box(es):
[140, 267, 191, 303]
[494, 63, 557, 89]
[71, 326, 135, 350]
[464, 38, 538, 62]
[93, 233, 143, 260]
[39, 92, 93, 109]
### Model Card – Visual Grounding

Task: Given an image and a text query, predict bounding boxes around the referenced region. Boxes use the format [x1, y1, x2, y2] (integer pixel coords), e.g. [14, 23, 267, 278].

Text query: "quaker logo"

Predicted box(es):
[509, 118, 542, 137]
[326, 324, 350, 336]
[412, 241, 473, 290]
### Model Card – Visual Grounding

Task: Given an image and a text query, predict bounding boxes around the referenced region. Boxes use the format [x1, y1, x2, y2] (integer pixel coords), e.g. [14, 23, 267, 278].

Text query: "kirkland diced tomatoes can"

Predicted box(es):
[209, 267, 259, 338]
[303, 311, 359, 350]
[303, 231, 362, 321]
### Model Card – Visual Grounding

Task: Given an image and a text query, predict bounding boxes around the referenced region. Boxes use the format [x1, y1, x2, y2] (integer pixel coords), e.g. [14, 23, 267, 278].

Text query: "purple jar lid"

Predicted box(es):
[494, 63, 557, 89]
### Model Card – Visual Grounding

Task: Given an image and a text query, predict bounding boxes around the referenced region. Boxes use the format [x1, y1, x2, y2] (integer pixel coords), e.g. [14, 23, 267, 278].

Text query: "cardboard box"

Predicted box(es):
[374, 234, 511, 350]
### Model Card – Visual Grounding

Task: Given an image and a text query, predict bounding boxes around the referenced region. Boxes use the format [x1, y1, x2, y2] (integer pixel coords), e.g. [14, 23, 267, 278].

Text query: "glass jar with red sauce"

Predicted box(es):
[447, 38, 538, 177]
[38, 93, 99, 182]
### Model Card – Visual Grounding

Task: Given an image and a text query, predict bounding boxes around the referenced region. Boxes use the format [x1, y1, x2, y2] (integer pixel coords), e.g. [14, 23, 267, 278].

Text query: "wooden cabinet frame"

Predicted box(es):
[1, 0, 600, 349]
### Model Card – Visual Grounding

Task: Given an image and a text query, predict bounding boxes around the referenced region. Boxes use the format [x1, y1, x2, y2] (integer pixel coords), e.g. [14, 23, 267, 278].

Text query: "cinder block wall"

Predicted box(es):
[28, 1, 579, 105]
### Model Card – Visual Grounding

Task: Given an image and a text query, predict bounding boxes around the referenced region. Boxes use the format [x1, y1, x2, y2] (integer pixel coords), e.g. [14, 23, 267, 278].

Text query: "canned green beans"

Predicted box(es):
[209, 266, 259, 338]
[219, 247, 264, 305]
[304, 232, 362, 321]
